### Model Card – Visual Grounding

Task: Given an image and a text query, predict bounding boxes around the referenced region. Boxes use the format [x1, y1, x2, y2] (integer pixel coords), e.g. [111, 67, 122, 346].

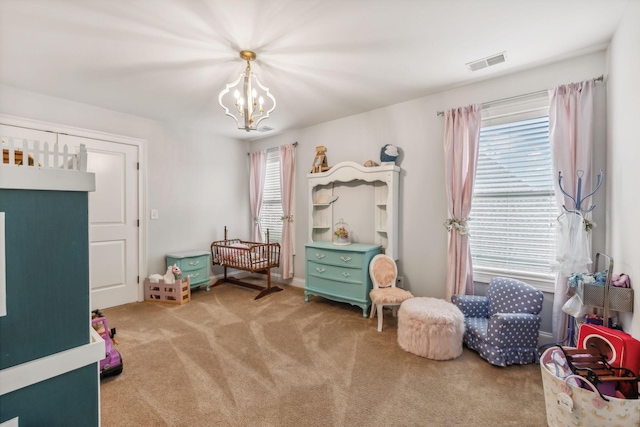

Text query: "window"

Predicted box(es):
[259, 150, 283, 243]
[469, 96, 558, 291]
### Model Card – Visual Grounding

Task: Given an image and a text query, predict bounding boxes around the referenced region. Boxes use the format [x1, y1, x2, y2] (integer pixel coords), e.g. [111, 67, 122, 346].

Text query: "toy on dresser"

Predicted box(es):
[149, 264, 181, 284]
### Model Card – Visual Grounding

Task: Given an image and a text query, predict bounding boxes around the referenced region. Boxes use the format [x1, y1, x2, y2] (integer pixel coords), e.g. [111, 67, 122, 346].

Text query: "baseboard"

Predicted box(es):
[210, 271, 306, 290]
[209, 270, 250, 281]
[290, 277, 305, 289]
[538, 331, 555, 347]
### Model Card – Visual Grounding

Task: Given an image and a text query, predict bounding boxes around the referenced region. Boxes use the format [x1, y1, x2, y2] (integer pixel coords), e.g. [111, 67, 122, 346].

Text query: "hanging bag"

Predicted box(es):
[562, 294, 589, 318]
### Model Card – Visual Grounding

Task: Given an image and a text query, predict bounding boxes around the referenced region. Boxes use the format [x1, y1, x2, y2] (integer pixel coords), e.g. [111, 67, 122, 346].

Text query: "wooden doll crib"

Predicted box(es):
[210, 226, 282, 299]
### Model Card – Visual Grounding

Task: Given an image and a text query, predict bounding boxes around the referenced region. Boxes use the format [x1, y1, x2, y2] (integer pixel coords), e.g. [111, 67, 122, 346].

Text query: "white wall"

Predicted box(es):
[0, 83, 250, 277]
[606, 1, 640, 338]
[251, 51, 608, 334]
[0, 45, 617, 337]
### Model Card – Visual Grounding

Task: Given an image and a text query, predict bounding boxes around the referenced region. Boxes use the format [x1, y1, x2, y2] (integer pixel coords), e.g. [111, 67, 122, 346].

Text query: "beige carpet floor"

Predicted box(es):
[100, 281, 548, 427]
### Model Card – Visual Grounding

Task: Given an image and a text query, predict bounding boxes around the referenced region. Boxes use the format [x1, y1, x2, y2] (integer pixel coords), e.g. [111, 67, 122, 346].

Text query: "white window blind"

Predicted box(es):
[469, 100, 558, 286]
[259, 150, 283, 243]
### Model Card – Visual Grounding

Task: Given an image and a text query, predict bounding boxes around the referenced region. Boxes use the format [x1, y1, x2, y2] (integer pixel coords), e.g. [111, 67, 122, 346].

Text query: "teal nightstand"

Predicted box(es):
[166, 251, 211, 291]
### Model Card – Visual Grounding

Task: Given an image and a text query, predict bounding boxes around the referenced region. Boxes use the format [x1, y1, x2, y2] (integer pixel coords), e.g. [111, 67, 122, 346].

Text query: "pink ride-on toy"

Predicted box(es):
[91, 311, 123, 379]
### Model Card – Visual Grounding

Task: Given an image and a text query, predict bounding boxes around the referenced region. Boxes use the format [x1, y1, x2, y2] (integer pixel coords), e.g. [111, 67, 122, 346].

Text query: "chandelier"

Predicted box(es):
[218, 50, 276, 132]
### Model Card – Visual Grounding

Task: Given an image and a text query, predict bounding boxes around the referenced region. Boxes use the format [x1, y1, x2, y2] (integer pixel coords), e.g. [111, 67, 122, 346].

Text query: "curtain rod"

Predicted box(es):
[248, 141, 297, 156]
[436, 75, 604, 117]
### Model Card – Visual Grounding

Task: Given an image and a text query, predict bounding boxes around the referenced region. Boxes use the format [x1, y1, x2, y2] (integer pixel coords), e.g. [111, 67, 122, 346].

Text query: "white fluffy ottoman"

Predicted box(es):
[397, 297, 465, 360]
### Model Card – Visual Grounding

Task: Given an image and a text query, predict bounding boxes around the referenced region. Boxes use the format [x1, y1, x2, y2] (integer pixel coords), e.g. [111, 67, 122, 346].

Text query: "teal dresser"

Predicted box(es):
[305, 241, 381, 317]
[166, 251, 211, 291]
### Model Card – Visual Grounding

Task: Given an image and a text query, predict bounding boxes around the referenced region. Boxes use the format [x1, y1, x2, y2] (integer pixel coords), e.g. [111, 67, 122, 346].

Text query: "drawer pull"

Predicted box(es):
[315, 267, 326, 273]
[188, 273, 200, 278]
[340, 256, 352, 262]
[188, 261, 200, 266]
[315, 253, 325, 259]
[342, 272, 351, 278]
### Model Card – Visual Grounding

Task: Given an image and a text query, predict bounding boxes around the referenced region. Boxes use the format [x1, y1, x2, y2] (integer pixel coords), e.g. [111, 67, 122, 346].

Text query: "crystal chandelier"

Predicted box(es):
[218, 50, 276, 132]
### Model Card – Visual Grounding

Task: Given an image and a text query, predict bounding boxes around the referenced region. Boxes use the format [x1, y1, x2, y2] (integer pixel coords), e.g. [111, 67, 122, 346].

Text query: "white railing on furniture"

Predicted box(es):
[1, 138, 87, 172]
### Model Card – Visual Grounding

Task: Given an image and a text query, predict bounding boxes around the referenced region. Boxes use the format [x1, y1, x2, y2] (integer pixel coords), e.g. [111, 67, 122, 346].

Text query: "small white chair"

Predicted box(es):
[369, 254, 413, 331]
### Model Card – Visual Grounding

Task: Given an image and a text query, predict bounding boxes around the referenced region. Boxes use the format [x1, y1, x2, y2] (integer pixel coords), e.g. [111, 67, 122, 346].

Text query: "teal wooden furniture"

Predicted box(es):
[0, 148, 102, 427]
[166, 251, 211, 291]
[305, 241, 381, 317]
[307, 161, 400, 260]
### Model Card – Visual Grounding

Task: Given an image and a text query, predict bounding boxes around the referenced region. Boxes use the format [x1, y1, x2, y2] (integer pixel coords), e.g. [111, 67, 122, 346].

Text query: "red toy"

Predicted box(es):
[578, 324, 640, 378]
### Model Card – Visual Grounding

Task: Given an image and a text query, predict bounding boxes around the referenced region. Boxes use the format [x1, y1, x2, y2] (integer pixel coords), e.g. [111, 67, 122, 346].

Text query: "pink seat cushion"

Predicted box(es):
[370, 287, 413, 304]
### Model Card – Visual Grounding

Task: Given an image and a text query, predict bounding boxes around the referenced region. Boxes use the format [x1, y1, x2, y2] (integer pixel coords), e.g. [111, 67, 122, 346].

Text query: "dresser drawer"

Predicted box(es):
[306, 275, 366, 302]
[182, 266, 209, 284]
[173, 254, 208, 272]
[305, 247, 365, 268]
[307, 261, 364, 284]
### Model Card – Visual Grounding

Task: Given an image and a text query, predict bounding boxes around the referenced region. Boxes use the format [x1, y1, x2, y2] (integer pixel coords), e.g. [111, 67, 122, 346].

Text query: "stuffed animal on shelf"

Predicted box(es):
[380, 144, 399, 163]
[310, 145, 330, 173]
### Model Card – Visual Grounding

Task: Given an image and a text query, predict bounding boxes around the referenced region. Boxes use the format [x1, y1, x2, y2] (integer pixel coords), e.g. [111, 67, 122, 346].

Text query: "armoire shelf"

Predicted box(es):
[307, 161, 400, 260]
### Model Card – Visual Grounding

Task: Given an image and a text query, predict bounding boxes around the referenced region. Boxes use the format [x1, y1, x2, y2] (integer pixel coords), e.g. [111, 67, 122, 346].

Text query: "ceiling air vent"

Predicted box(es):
[466, 52, 507, 72]
[257, 126, 274, 132]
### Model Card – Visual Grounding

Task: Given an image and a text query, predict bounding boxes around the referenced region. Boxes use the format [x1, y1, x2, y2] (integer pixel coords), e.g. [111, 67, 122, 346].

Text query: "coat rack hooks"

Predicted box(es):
[558, 169, 604, 214]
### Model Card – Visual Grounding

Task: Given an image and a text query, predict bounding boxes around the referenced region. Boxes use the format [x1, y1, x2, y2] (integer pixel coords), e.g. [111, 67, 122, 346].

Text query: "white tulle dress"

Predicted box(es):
[554, 212, 591, 276]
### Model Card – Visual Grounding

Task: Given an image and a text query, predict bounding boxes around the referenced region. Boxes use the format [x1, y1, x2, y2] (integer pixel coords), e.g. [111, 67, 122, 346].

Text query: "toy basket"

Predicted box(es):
[576, 252, 634, 313]
[144, 276, 190, 304]
[577, 281, 634, 312]
[540, 347, 640, 426]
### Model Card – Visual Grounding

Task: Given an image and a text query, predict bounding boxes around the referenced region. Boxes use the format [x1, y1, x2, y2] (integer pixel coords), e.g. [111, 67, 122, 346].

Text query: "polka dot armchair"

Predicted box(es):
[451, 277, 543, 367]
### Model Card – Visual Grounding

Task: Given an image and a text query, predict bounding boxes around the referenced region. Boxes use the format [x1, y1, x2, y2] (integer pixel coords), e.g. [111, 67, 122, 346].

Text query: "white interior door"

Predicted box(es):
[58, 134, 139, 309]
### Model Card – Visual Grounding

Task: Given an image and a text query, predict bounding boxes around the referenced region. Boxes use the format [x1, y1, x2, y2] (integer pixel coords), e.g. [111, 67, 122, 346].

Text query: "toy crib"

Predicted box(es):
[210, 226, 281, 299]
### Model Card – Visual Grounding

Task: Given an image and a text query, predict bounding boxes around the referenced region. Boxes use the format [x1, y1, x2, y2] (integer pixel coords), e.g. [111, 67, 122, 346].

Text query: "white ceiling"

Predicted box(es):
[0, 0, 630, 140]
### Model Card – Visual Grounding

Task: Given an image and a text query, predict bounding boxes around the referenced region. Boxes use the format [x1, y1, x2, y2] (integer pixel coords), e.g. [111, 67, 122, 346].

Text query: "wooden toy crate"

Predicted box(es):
[144, 277, 190, 304]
